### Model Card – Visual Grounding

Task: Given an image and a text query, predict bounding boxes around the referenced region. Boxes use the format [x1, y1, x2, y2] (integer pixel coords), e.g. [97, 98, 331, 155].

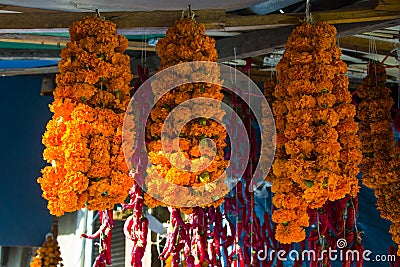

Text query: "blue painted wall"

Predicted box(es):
[0, 75, 53, 246]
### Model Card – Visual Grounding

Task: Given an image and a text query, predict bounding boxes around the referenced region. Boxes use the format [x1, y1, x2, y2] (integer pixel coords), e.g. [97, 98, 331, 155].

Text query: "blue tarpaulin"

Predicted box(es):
[0, 74, 52, 246]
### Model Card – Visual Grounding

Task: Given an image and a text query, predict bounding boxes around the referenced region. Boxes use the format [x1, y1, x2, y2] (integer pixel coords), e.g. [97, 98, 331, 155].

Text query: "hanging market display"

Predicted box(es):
[37, 16, 134, 216]
[31, 6, 400, 267]
[272, 21, 362, 245]
[356, 61, 400, 256]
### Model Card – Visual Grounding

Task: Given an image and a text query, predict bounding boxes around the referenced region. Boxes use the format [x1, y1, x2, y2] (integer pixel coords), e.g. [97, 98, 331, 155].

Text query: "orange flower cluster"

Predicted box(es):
[263, 78, 278, 183]
[357, 62, 400, 255]
[143, 18, 229, 209]
[384, 143, 400, 256]
[38, 16, 133, 216]
[30, 235, 63, 267]
[357, 62, 394, 188]
[271, 21, 361, 243]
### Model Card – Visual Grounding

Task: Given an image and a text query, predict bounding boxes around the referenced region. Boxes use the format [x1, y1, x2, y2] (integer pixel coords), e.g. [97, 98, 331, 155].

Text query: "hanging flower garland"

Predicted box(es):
[37, 16, 134, 216]
[386, 143, 400, 256]
[356, 62, 395, 188]
[30, 234, 63, 267]
[356, 62, 400, 256]
[272, 21, 362, 244]
[143, 17, 229, 209]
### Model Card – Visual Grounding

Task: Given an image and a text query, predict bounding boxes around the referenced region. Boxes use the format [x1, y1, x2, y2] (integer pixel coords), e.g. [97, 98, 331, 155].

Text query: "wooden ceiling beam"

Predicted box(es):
[0, 66, 59, 76]
[0, 4, 59, 13]
[224, 9, 400, 31]
[0, 48, 61, 60]
[0, 33, 156, 51]
[338, 35, 398, 56]
[217, 19, 400, 62]
[376, 0, 400, 11]
[0, 48, 142, 60]
[0, 4, 399, 32]
[0, 10, 226, 32]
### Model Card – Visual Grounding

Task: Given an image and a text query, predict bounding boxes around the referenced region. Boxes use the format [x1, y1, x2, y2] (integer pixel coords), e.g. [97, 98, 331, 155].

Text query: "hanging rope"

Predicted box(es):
[393, 34, 400, 110]
[368, 32, 378, 62]
[368, 32, 380, 90]
[305, 0, 314, 23]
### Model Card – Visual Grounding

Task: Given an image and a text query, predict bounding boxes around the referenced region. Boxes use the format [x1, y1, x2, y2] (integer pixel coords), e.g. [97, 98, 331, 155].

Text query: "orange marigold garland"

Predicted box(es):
[356, 62, 400, 256]
[30, 234, 63, 267]
[38, 16, 133, 216]
[385, 143, 400, 256]
[143, 17, 229, 209]
[272, 21, 362, 243]
[357, 62, 395, 188]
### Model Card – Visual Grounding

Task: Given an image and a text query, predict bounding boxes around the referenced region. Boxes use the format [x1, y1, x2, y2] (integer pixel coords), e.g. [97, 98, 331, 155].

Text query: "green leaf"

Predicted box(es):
[80, 96, 86, 102]
[199, 171, 210, 183]
[199, 118, 207, 126]
[115, 89, 123, 102]
[200, 86, 205, 93]
[321, 89, 328, 93]
[305, 180, 314, 188]
[322, 177, 328, 188]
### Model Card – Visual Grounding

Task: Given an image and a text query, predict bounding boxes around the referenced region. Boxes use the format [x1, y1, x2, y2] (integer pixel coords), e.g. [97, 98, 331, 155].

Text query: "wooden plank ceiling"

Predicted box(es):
[0, 0, 399, 82]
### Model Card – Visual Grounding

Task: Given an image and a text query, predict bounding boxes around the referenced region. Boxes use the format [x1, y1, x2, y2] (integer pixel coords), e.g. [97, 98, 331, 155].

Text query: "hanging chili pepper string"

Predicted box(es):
[87, 210, 114, 267]
[121, 182, 149, 266]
